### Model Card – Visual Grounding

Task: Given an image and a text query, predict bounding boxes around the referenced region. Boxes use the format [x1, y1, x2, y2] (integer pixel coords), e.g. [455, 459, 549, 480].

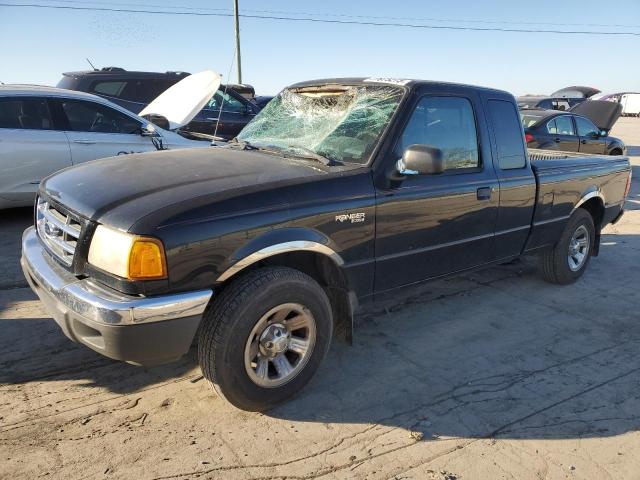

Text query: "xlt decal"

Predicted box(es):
[335, 212, 366, 224]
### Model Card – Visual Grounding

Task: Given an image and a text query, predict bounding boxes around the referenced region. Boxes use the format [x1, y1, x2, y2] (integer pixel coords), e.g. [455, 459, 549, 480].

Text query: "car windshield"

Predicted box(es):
[237, 84, 404, 164]
[520, 113, 546, 128]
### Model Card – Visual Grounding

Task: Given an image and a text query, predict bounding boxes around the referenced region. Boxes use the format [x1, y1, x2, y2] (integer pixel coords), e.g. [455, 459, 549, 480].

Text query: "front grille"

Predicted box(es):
[36, 197, 82, 266]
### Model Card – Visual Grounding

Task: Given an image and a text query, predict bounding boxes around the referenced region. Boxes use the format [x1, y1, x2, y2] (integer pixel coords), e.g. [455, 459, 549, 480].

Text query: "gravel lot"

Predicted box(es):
[1, 118, 639, 480]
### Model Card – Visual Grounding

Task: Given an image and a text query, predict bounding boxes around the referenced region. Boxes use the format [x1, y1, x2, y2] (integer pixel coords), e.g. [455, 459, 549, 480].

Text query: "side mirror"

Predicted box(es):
[396, 145, 444, 176]
[140, 124, 158, 137]
[140, 114, 170, 131]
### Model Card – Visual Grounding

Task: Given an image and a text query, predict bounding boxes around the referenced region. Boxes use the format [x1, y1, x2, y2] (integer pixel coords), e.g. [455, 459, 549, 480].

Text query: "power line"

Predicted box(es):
[23, 0, 640, 29]
[1, 2, 639, 36]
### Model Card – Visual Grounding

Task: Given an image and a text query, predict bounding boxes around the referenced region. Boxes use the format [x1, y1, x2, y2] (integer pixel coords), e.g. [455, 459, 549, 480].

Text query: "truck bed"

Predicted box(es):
[525, 149, 630, 253]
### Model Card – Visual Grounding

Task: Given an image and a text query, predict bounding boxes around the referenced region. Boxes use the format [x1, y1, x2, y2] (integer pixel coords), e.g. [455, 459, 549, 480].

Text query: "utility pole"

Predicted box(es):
[233, 0, 242, 84]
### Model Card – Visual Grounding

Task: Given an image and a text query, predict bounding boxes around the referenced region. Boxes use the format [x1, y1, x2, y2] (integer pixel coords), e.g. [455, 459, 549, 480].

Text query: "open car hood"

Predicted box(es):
[139, 70, 221, 129]
[569, 100, 623, 133]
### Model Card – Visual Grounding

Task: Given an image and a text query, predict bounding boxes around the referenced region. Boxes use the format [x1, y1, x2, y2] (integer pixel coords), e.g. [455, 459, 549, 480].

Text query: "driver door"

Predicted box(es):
[374, 91, 499, 292]
[52, 98, 158, 165]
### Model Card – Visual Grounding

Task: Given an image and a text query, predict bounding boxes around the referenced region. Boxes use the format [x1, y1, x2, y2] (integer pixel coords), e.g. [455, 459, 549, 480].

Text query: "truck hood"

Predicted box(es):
[41, 147, 332, 230]
[139, 70, 221, 129]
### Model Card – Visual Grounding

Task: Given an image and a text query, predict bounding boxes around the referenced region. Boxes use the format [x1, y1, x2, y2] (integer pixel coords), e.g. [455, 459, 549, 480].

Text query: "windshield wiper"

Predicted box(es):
[286, 145, 341, 166]
[228, 138, 257, 150]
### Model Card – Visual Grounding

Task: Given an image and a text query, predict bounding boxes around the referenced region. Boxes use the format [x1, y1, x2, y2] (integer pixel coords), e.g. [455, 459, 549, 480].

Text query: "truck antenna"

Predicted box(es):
[86, 58, 98, 71]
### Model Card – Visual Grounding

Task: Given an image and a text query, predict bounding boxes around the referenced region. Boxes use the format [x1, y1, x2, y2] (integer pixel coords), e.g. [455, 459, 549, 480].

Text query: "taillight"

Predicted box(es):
[624, 170, 632, 199]
[525, 133, 534, 144]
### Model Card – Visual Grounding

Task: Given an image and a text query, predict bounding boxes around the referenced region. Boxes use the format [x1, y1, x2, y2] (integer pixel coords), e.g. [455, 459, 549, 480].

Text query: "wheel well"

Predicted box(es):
[222, 251, 354, 343]
[610, 148, 623, 155]
[578, 197, 604, 255]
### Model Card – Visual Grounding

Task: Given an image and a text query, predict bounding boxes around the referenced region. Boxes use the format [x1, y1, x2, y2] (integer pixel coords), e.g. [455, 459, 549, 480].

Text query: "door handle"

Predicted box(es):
[477, 187, 494, 201]
[73, 140, 96, 145]
[580, 139, 587, 144]
[554, 138, 561, 143]
[205, 117, 219, 121]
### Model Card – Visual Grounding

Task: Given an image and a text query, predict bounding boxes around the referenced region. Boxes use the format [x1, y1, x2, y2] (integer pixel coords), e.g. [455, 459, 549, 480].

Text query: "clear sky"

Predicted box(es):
[1, 0, 639, 96]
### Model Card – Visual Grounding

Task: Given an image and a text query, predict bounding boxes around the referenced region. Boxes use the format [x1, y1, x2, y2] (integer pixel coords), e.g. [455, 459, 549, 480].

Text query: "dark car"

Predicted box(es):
[57, 68, 260, 139]
[517, 96, 585, 111]
[22, 78, 631, 411]
[520, 109, 626, 155]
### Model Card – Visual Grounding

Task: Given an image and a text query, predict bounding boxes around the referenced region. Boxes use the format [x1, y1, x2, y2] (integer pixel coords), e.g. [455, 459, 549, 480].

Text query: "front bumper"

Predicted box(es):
[21, 227, 213, 366]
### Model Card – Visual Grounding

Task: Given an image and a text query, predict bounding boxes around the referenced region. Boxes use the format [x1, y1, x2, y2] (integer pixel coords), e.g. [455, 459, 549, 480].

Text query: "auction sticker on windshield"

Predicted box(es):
[364, 77, 411, 86]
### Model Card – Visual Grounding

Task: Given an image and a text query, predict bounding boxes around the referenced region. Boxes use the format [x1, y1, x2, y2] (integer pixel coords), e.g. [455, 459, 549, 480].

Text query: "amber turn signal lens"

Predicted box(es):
[128, 239, 167, 280]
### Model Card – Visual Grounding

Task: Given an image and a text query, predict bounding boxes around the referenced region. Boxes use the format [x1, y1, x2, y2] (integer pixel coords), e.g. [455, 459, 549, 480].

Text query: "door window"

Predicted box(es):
[487, 99, 527, 170]
[395, 96, 479, 170]
[575, 116, 599, 137]
[91, 81, 127, 98]
[546, 119, 557, 134]
[60, 99, 142, 134]
[0, 97, 53, 130]
[206, 90, 247, 114]
[554, 116, 575, 135]
[90, 79, 175, 104]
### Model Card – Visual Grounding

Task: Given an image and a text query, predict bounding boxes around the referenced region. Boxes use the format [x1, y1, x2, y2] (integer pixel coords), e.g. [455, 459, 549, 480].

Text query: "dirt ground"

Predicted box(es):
[1, 118, 639, 480]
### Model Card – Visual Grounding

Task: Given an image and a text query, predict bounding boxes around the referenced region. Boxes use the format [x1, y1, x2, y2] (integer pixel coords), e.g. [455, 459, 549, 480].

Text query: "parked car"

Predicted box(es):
[517, 96, 585, 111]
[58, 68, 261, 139]
[0, 85, 209, 209]
[22, 78, 631, 411]
[521, 108, 626, 155]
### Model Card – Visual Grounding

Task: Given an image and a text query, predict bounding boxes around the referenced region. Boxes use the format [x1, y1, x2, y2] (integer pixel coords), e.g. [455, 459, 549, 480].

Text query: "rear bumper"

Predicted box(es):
[21, 227, 212, 365]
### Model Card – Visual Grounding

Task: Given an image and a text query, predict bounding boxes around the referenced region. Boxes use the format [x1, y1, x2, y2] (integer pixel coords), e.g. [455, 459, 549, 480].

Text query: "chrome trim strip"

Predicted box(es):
[22, 227, 212, 325]
[39, 205, 81, 237]
[217, 240, 344, 282]
[574, 190, 605, 210]
[533, 215, 571, 227]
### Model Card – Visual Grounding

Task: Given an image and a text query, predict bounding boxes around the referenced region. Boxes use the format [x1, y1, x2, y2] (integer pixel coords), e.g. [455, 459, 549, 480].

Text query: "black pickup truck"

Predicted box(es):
[21, 78, 632, 411]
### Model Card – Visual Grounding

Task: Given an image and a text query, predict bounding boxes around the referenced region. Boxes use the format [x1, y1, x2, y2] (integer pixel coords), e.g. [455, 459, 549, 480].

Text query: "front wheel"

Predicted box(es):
[198, 267, 333, 411]
[539, 209, 595, 285]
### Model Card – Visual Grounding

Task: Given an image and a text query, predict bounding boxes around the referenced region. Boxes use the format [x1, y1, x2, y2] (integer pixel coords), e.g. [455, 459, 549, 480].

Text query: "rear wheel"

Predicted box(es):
[198, 267, 333, 411]
[539, 209, 595, 284]
[610, 148, 623, 156]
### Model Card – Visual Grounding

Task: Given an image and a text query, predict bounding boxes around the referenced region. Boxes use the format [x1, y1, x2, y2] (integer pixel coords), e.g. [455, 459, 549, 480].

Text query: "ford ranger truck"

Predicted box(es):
[21, 78, 632, 411]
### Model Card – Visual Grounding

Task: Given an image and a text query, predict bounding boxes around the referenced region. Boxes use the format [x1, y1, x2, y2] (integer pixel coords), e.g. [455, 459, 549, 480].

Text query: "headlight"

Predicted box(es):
[88, 225, 167, 280]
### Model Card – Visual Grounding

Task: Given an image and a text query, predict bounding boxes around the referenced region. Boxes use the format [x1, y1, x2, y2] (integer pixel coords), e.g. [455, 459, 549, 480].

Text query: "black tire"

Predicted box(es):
[539, 209, 595, 285]
[198, 266, 333, 411]
[610, 149, 623, 156]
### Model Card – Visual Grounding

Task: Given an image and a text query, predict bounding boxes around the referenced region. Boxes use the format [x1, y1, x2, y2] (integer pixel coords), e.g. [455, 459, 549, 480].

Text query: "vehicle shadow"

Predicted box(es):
[265, 236, 640, 441]
[626, 145, 640, 156]
[0, 207, 33, 289]
[2, 237, 639, 440]
[3, 204, 639, 441]
[0, 291, 197, 391]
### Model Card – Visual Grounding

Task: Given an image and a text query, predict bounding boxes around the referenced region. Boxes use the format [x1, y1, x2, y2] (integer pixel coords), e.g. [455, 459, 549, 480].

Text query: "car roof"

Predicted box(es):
[288, 77, 512, 96]
[0, 84, 108, 101]
[61, 68, 190, 78]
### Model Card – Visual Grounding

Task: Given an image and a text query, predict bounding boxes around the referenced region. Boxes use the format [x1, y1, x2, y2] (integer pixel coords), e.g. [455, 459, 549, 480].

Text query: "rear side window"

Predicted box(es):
[396, 96, 479, 170]
[60, 99, 141, 133]
[555, 116, 575, 135]
[92, 81, 127, 97]
[90, 79, 176, 104]
[488, 99, 527, 170]
[0, 97, 53, 130]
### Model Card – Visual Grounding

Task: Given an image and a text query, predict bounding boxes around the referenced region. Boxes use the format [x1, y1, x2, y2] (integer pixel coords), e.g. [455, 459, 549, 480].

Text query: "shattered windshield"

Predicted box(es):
[237, 85, 404, 164]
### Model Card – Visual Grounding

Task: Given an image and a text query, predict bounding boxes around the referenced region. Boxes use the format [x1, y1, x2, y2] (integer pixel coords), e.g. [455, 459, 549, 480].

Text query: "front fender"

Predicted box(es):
[216, 227, 344, 282]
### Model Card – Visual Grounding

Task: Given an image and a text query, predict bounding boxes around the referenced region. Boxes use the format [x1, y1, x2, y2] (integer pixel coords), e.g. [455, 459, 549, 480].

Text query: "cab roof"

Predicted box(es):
[287, 77, 512, 97]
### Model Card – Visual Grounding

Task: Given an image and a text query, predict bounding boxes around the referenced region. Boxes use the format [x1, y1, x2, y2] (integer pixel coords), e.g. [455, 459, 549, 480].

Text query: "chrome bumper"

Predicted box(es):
[21, 226, 213, 365]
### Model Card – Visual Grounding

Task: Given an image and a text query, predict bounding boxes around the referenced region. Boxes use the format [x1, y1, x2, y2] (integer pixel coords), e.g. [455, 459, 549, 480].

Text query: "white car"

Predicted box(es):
[0, 77, 219, 209]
